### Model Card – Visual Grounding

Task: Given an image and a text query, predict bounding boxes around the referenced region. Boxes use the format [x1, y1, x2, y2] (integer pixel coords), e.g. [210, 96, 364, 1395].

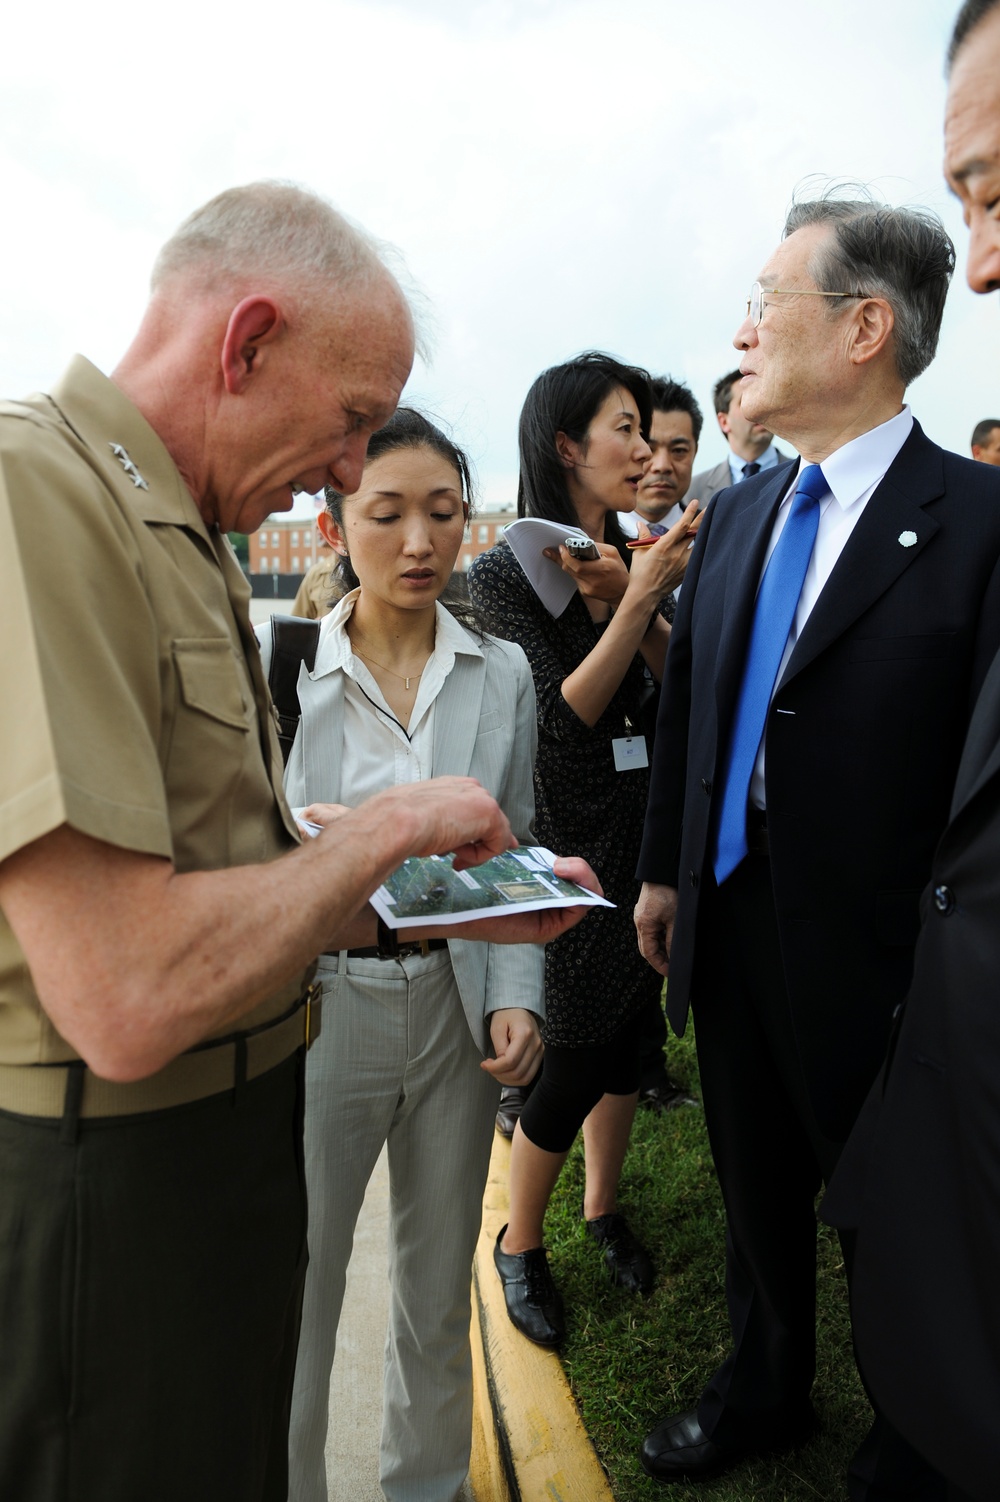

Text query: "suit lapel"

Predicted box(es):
[713, 463, 797, 714]
[296, 668, 345, 804]
[433, 653, 485, 776]
[948, 649, 1000, 817]
[710, 460, 731, 494]
[781, 426, 943, 686]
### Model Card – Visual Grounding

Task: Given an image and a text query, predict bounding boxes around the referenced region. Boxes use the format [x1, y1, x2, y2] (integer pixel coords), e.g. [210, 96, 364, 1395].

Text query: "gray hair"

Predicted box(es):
[783, 191, 955, 389]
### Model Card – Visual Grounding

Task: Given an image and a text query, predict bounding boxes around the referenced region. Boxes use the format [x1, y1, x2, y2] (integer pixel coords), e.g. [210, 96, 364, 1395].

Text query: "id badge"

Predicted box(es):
[612, 734, 649, 772]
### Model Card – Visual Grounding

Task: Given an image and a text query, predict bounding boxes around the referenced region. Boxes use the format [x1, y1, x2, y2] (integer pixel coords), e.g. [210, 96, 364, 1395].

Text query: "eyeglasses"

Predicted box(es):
[746, 280, 868, 328]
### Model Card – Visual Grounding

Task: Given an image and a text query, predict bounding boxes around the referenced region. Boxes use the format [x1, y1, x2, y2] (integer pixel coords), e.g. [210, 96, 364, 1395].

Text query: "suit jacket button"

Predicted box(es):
[689, 870, 699, 888]
[701, 778, 712, 794]
[933, 884, 955, 915]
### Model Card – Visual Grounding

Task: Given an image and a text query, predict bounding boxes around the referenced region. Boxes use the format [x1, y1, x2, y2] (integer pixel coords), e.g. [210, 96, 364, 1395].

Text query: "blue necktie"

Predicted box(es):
[711, 464, 828, 883]
[741, 461, 761, 480]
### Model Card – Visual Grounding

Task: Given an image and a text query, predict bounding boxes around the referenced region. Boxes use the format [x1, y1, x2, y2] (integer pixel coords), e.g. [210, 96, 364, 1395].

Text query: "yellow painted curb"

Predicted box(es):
[469, 1133, 616, 1502]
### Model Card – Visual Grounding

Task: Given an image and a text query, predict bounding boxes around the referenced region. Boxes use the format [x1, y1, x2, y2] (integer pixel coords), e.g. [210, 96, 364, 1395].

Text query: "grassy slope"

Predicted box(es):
[544, 1026, 870, 1502]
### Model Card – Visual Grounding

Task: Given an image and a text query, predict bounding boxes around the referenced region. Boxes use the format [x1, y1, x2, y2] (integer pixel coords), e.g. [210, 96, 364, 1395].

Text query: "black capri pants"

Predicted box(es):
[519, 1010, 643, 1154]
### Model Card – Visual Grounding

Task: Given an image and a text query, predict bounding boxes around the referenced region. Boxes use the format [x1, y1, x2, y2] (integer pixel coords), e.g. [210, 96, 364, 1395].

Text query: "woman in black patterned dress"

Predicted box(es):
[468, 352, 701, 1344]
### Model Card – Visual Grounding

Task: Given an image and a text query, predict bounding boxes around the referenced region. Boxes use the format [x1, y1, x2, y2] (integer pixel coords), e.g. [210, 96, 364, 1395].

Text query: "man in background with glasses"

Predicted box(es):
[634, 194, 1000, 1497]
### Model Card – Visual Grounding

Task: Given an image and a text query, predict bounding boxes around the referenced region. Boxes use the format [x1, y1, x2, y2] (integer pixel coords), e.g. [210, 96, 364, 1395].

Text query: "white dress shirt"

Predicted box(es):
[313, 588, 483, 807]
[750, 405, 914, 808]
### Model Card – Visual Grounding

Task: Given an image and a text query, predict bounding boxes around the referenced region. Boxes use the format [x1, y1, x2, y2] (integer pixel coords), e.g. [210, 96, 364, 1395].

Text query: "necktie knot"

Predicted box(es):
[794, 463, 827, 506]
[741, 461, 761, 480]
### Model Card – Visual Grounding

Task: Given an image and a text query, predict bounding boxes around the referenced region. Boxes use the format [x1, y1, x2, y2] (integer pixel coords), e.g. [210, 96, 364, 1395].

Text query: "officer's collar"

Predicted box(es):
[50, 355, 213, 542]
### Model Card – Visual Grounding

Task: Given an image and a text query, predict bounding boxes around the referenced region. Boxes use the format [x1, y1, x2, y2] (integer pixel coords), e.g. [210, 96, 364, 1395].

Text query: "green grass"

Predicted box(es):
[544, 1024, 870, 1501]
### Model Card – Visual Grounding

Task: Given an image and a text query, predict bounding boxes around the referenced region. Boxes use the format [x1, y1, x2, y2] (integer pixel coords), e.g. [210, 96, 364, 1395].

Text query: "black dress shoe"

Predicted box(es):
[586, 1211, 655, 1294]
[638, 1077, 699, 1113]
[493, 1225, 565, 1346]
[640, 1406, 818, 1482]
[495, 1085, 526, 1138]
[640, 1409, 742, 1481]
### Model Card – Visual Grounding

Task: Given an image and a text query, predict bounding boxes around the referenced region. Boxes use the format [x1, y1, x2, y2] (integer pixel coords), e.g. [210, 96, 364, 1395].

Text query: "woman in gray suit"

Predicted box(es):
[263, 411, 543, 1502]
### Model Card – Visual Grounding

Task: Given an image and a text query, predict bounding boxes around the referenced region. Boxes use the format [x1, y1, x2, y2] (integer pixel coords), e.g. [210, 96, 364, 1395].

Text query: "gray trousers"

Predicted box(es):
[289, 949, 499, 1502]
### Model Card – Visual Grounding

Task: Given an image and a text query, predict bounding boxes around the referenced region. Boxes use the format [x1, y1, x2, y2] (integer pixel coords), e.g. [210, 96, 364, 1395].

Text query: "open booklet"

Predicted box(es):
[501, 517, 593, 616]
[369, 846, 614, 930]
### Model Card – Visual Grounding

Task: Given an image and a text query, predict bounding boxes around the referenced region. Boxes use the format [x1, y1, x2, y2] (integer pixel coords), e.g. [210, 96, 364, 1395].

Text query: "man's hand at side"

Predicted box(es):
[635, 881, 678, 977]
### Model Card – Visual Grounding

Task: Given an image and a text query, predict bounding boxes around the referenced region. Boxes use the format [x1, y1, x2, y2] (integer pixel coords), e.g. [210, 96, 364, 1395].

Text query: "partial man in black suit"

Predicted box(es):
[823, 6, 1000, 1500]
[633, 193, 1000, 1497]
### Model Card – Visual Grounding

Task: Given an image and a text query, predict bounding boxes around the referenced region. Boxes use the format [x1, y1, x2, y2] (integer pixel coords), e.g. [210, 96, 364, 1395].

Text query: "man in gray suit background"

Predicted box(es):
[683, 368, 792, 506]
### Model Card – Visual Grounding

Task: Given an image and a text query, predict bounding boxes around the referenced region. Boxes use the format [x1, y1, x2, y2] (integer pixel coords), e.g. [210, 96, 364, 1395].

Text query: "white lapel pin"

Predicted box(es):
[898, 530, 917, 548]
[109, 442, 149, 490]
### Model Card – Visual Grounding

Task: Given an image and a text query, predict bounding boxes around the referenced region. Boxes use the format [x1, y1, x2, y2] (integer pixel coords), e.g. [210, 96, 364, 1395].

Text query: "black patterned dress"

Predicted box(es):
[468, 539, 669, 1047]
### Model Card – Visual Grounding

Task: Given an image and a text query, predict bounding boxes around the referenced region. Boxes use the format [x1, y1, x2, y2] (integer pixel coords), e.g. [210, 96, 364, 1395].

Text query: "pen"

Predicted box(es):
[626, 536, 659, 549]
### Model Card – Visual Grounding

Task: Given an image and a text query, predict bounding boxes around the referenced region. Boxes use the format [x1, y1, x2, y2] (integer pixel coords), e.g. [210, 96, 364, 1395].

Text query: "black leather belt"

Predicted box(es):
[340, 938, 449, 960]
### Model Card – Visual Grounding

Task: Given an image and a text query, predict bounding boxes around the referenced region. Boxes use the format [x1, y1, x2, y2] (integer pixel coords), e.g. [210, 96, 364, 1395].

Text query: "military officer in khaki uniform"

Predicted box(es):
[0, 182, 595, 1502]
[291, 538, 341, 618]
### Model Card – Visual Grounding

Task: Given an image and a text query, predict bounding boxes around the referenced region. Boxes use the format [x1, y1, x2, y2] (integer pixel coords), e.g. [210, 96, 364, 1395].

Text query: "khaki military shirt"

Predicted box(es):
[0, 356, 309, 1065]
[290, 556, 340, 619]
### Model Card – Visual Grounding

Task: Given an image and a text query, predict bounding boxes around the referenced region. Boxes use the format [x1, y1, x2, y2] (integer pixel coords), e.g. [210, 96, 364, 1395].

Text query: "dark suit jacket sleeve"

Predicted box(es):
[969, 549, 1000, 712]
[635, 493, 720, 888]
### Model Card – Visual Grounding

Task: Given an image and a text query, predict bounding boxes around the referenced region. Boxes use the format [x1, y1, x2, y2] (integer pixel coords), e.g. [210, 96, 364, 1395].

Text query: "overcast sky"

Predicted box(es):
[1, 0, 991, 519]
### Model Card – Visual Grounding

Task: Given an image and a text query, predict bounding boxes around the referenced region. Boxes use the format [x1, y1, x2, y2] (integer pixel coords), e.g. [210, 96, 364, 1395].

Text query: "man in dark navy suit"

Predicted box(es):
[822, 7, 1000, 1501]
[633, 193, 1000, 1497]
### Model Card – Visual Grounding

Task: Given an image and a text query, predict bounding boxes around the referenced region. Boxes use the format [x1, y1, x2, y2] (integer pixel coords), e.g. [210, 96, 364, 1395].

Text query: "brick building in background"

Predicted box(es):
[246, 499, 517, 582]
[248, 517, 325, 576]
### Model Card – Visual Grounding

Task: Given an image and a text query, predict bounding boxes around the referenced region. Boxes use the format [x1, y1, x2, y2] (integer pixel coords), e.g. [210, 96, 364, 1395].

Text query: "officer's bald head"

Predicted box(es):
[152, 181, 387, 302]
[114, 182, 417, 531]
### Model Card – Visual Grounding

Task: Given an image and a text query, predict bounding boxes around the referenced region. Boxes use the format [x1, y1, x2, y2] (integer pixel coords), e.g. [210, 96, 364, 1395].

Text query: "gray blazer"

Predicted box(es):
[257, 618, 544, 1054]
[682, 448, 792, 508]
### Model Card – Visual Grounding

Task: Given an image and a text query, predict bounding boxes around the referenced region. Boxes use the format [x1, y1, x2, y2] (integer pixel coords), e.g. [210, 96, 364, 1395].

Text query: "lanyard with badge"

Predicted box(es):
[575, 541, 650, 773]
[612, 714, 648, 772]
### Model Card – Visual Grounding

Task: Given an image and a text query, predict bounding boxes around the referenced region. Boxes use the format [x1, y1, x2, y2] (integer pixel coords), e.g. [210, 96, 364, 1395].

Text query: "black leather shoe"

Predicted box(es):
[495, 1086, 526, 1138]
[638, 1077, 699, 1113]
[640, 1410, 742, 1481]
[586, 1211, 655, 1295]
[493, 1225, 564, 1346]
[640, 1406, 818, 1482]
